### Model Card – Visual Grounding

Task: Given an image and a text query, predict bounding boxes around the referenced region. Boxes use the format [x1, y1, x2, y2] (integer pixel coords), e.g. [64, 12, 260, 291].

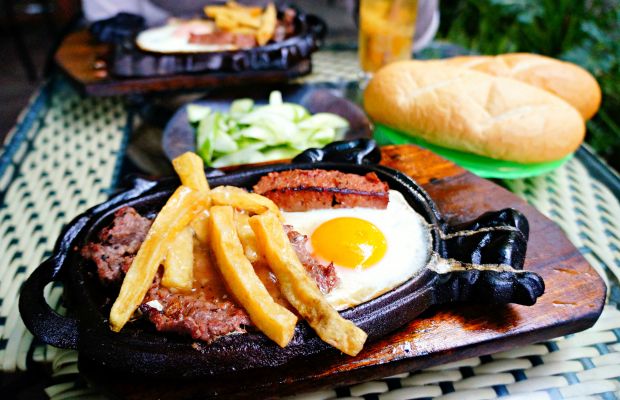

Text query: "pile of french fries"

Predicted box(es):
[205, 1, 277, 46]
[109, 152, 367, 356]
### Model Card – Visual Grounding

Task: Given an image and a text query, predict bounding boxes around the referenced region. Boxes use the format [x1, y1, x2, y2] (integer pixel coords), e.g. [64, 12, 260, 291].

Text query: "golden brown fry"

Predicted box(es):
[256, 3, 276, 46]
[206, 2, 262, 17]
[234, 210, 263, 264]
[215, 13, 239, 30]
[192, 211, 210, 244]
[233, 213, 287, 309]
[209, 206, 297, 347]
[250, 212, 368, 356]
[169, 151, 208, 287]
[211, 186, 283, 220]
[233, 12, 261, 29]
[227, 1, 262, 17]
[109, 186, 208, 332]
[204, 5, 227, 18]
[172, 151, 210, 241]
[205, 7, 261, 29]
[162, 226, 194, 291]
[172, 152, 210, 193]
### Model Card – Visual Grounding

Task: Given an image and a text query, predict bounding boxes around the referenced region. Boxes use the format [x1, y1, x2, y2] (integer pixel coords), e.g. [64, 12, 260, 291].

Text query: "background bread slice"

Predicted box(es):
[436, 53, 602, 120]
[364, 61, 585, 163]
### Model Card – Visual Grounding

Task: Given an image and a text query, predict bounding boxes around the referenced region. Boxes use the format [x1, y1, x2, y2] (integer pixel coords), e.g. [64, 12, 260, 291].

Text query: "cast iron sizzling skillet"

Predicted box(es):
[19, 140, 544, 378]
[93, 7, 327, 78]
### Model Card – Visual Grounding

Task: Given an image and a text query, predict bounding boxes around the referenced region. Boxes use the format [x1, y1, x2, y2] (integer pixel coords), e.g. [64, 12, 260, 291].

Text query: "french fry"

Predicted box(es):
[168, 152, 211, 286]
[256, 3, 276, 46]
[231, 12, 261, 29]
[211, 186, 283, 220]
[204, 5, 228, 18]
[250, 212, 368, 356]
[171, 151, 210, 241]
[227, 1, 263, 17]
[208, 2, 262, 17]
[192, 211, 210, 244]
[205, 7, 261, 29]
[215, 13, 239, 30]
[172, 152, 210, 193]
[234, 210, 263, 264]
[162, 226, 194, 291]
[209, 206, 297, 347]
[109, 186, 208, 332]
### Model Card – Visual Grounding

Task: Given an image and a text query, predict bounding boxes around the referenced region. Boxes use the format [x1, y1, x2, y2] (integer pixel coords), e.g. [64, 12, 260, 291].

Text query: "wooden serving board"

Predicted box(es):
[54, 30, 312, 97]
[83, 144, 606, 399]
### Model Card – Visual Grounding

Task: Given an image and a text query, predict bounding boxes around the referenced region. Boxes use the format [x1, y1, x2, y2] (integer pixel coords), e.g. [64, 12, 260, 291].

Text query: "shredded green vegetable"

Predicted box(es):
[190, 91, 349, 167]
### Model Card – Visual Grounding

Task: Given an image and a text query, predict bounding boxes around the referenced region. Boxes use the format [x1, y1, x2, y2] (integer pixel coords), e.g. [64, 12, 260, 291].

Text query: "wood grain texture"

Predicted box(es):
[54, 30, 311, 97]
[82, 144, 606, 399]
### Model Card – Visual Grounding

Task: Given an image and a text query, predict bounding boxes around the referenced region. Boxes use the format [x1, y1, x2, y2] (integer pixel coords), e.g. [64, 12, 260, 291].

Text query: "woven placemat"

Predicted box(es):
[1, 52, 619, 399]
[0, 80, 128, 371]
[295, 51, 362, 84]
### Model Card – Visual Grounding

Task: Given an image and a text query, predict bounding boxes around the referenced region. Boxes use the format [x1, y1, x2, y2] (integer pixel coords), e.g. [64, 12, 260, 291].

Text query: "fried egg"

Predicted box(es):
[282, 190, 431, 310]
[136, 21, 236, 54]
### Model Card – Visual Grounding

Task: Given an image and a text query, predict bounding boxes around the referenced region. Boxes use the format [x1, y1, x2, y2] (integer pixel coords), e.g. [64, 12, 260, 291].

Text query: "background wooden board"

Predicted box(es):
[83, 144, 606, 399]
[54, 30, 312, 97]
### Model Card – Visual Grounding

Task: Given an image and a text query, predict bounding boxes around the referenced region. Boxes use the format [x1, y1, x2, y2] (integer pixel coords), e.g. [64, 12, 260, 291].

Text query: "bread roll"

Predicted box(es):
[364, 61, 585, 163]
[437, 53, 601, 120]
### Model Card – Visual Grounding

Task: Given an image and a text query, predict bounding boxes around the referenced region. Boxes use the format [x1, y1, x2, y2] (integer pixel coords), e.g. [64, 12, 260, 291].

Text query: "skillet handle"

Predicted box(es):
[19, 257, 79, 349]
[432, 208, 545, 306]
[292, 138, 381, 165]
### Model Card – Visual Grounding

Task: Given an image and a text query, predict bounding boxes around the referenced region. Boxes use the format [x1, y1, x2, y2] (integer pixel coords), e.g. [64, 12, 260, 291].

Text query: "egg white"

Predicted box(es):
[136, 24, 237, 54]
[282, 190, 431, 310]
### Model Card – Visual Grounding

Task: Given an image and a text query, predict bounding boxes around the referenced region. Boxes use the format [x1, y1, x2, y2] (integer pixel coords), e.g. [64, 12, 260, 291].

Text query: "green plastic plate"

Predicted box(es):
[373, 124, 572, 179]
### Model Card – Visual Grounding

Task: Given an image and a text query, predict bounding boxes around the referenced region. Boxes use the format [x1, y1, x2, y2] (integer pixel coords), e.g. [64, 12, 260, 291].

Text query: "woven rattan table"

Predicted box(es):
[2, 51, 620, 399]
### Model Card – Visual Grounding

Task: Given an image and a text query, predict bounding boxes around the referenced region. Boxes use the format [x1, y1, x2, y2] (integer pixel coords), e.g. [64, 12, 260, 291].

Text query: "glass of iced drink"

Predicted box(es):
[358, 0, 418, 73]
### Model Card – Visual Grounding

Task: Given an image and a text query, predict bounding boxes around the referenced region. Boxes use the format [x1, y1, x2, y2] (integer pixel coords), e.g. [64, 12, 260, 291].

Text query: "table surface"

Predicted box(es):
[1, 50, 620, 399]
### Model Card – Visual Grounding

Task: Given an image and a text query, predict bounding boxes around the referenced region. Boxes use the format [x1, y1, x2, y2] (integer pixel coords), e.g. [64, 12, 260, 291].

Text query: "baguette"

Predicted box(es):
[435, 53, 601, 120]
[364, 61, 585, 163]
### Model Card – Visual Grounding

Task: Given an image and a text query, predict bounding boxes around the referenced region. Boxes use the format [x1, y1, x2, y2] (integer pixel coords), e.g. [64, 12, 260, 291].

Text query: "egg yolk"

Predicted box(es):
[310, 217, 387, 269]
